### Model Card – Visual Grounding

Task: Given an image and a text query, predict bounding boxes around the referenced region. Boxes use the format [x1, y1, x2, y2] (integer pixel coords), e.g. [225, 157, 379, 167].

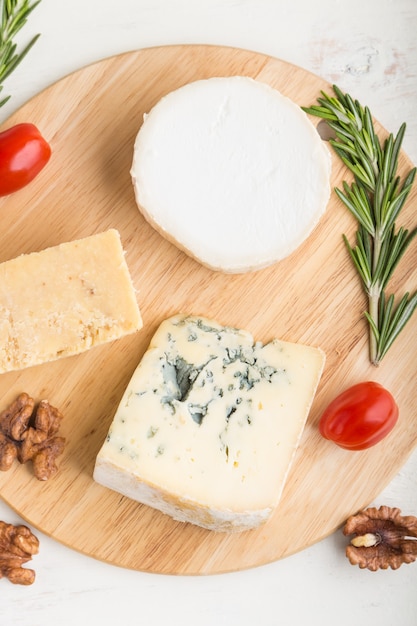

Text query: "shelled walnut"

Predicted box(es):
[343, 505, 417, 571]
[0, 521, 39, 585]
[0, 393, 66, 480]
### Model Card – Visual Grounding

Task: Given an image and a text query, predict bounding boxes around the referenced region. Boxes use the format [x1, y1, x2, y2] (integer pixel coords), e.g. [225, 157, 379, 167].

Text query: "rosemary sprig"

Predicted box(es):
[0, 0, 41, 108]
[303, 85, 417, 366]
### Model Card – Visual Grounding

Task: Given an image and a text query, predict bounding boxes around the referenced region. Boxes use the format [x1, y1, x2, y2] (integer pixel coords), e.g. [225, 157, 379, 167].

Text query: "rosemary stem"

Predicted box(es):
[368, 231, 383, 365]
[372, 230, 383, 274]
[368, 287, 380, 365]
[303, 87, 417, 365]
[0, 0, 42, 106]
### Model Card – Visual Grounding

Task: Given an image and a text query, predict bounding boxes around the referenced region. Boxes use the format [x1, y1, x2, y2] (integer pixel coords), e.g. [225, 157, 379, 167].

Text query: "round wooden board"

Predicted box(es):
[0, 45, 416, 575]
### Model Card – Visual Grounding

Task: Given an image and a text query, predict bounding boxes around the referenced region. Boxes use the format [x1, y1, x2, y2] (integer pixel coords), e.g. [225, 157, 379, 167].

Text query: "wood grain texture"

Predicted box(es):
[0, 44, 416, 575]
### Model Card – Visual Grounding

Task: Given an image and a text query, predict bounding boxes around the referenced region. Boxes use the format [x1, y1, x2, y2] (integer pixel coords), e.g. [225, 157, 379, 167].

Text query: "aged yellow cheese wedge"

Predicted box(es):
[0, 229, 142, 373]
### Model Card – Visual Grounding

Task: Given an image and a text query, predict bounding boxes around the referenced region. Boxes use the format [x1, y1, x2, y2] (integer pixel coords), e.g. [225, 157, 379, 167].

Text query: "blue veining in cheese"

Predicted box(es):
[93, 314, 325, 532]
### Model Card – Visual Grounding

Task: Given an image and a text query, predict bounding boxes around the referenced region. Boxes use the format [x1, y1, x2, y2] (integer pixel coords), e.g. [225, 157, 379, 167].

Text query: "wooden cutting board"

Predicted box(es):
[0, 45, 416, 575]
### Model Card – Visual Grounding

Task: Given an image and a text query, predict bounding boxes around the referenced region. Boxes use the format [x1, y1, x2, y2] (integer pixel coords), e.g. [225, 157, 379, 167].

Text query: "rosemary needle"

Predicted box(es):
[0, 0, 42, 108]
[303, 85, 417, 366]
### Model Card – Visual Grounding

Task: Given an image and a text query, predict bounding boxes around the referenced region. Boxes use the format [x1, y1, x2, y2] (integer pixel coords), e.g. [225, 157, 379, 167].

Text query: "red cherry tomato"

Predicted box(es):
[0, 123, 51, 196]
[319, 381, 399, 451]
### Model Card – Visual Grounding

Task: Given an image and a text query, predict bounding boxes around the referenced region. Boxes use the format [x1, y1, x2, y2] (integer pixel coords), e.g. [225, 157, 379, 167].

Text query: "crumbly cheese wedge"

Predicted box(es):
[94, 314, 325, 532]
[131, 76, 331, 273]
[0, 229, 142, 373]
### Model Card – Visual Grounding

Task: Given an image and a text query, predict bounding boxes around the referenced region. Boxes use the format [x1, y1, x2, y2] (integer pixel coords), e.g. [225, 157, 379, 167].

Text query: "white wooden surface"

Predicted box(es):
[1, 1, 416, 624]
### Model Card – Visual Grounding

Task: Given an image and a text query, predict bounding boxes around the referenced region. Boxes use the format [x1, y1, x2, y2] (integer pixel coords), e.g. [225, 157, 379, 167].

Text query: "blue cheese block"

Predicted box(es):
[93, 315, 325, 532]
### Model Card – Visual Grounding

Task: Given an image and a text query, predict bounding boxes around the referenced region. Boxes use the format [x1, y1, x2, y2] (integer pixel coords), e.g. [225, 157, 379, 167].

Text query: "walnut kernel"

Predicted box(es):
[0, 393, 66, 480]
[343, 505, 417, 571]
[0, 521, 39, 585]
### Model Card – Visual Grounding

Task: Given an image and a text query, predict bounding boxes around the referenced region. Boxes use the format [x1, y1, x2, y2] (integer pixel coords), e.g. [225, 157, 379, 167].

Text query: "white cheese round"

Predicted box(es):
[131, 76, 331, 273]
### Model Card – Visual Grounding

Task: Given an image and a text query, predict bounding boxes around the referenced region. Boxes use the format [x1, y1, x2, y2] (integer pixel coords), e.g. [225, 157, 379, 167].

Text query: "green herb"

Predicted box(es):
[0, 0, 42, 108]
[303, 85, 417, 366]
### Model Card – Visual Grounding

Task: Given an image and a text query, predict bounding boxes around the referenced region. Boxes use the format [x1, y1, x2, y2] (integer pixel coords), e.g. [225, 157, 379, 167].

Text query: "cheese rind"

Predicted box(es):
[94, 314, 325, 532]
[0, 229, 142, 373]
[131, 76, 331, 273]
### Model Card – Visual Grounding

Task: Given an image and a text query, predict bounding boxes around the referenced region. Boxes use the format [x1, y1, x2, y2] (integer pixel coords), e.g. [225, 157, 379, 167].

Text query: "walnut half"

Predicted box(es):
[343, 505, 417, 571]
[0, 521, 39, 585]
